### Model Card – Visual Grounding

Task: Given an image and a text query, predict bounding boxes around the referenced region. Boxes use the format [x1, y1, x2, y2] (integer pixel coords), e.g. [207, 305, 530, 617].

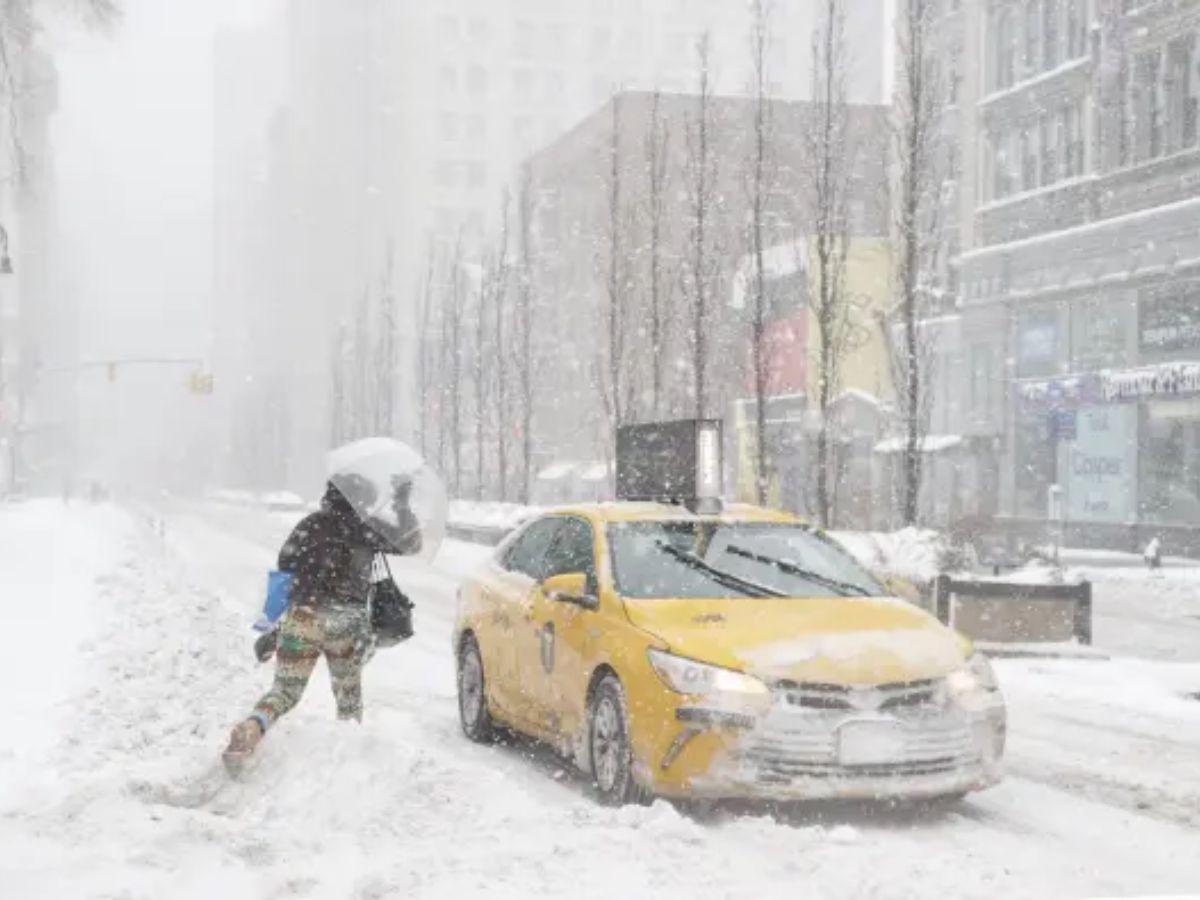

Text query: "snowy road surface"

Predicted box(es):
[2, 500, 1199, 899]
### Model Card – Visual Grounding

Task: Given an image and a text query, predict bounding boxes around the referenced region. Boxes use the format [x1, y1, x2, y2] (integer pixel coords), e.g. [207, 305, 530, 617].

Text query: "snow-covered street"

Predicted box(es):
[2, 499, 1199, 899]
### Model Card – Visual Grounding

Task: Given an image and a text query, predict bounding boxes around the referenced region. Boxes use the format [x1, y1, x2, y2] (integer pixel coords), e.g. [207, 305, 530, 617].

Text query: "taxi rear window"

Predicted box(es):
[607, 521, 882, 600]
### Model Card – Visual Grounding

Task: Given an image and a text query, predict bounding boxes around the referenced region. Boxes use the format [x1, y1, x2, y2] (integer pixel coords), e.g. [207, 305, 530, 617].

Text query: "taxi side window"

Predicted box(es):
[502, 517, 562, 580]
[544, 517, 597, 582]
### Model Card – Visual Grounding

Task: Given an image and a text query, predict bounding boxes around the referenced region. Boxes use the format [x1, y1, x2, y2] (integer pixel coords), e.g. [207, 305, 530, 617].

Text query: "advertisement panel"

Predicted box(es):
[1140, 280, 1200, 353]
[1066, 404, 1137, 523]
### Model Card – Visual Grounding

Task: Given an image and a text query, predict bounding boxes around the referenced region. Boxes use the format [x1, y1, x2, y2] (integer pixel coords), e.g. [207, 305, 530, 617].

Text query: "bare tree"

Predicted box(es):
[891, 0, 951, 525]
[744, 1, 778, 506]
[471, 257, 487, 500]
[490, 191, 512, 500]
[643, 90, 672, 420]
[597, 94, 636, 458]
[415, 241, 436, 460]
[446, 235, 465, 498]
[803, 0, 856, 528]
[329, 322, 348, 445]
[351, 288, 372, 438]
[375, 242, 398, 435]
[682, 32, 720, 420]
[515, 166, 537, 503]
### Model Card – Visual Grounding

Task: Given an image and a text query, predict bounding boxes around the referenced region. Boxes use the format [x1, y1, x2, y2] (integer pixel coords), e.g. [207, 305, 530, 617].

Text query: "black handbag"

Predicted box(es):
[370, 555, 414, 647]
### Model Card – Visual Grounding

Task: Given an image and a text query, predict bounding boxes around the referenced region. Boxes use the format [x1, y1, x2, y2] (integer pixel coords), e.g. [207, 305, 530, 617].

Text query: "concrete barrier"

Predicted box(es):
[934, 574, 1093, 651]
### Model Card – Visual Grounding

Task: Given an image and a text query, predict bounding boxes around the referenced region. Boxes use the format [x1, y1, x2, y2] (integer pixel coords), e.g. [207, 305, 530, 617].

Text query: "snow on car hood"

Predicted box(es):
[623, 595, 969, 685]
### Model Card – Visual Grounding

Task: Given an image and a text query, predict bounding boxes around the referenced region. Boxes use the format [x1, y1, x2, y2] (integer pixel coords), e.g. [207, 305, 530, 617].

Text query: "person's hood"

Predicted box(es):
[622, 595, 971, 685]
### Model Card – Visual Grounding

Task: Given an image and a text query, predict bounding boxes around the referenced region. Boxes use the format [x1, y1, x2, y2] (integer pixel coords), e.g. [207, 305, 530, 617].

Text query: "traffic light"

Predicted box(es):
[188, 371, 214, 395]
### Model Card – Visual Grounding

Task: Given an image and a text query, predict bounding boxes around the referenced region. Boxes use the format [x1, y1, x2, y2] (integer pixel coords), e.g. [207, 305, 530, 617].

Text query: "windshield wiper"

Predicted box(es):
[724, 544, 874, 597]
[652, 540, 787, 598]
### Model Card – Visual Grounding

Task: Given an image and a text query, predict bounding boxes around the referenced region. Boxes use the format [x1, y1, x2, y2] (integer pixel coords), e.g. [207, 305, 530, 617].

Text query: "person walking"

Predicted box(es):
[224, 474, 420, 767]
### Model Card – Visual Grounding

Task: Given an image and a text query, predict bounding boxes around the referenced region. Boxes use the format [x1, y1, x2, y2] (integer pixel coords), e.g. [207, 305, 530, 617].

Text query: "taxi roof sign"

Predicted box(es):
[615, 419, 723, 513]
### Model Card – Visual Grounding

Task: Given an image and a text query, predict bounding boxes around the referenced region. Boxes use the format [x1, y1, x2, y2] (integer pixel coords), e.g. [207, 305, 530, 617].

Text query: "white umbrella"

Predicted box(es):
[327, 437, 447, 561]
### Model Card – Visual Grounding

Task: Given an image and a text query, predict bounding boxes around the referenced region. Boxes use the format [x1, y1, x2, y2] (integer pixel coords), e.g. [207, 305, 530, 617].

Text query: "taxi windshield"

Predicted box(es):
[607, 521, 883, 600]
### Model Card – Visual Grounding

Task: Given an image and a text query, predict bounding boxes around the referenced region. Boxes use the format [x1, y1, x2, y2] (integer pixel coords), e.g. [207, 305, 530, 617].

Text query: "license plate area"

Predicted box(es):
[837, 718, 906, 766]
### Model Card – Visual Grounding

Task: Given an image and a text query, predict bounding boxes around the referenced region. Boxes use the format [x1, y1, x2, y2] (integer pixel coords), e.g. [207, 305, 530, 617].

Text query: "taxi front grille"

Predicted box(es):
[775, 678, 942, 713]
[747, 755, 962, 782]
[737, 704, 978, 782]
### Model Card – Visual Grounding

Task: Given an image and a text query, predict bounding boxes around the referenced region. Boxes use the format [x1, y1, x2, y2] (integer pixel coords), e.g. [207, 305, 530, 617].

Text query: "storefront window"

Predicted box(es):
[1015, 406, 1056, 517]
[1139, 399, 1200, 524]
[1017, 307, 1060, 377]
[1072, 295, 1133, 370]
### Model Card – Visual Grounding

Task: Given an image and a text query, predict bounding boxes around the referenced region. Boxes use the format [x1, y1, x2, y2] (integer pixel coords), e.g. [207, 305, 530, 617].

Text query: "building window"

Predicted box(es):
[1117, 58, 1132, 166]
[590, 26, 610, 61]
[1065, 0, 1087, 60]
[436, 15, 460, 45]
[1139, 400, 1200, 525]
[970, 344, 995, 414]
[1024, 0, 1040, 77]
[438, 112, 458, 143]
[993, 9, 1016, 90]
[992, 129, 1016, 198]
[1020, 126, 1037, 191]
[1066, 102, 1083, 176]
[1135, 49, 1164, 161]
[1166, 36, 1198, 153]
[1039, 111, 1057, 185]
[466, 161, 487, 189]
[464, 114, 486, 142]
[1043, 0, 1059, 70]
[515, 21, 537, 59]
[467, 18, 489, 43]
[435, 161, 458, 188]
[439, 66, 459, 95]
[513, 68, 535, 98]
[467, 66, 489, 97]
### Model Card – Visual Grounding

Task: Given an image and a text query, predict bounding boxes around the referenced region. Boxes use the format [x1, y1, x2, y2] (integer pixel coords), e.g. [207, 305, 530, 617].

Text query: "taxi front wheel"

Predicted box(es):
[588, 674, 652, 806]
[458, 635, 494, 743]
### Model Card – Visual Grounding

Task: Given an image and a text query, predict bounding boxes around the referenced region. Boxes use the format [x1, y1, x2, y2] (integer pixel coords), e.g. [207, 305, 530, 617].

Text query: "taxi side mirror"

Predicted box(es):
[542, 572, 597, 610]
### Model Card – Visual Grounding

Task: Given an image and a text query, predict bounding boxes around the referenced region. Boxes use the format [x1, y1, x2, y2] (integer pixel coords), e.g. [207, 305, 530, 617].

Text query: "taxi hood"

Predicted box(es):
[623, 595, 969, 685]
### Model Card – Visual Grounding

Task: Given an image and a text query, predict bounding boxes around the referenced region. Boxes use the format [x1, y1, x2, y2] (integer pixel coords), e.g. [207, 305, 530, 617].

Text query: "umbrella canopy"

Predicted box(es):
[327, 437, 447, 560]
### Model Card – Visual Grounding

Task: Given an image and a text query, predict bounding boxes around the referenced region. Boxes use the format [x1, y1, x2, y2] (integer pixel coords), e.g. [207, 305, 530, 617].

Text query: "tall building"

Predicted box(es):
[522, 92, 892, 521]
[213, 0, 889, 492]
[931, 0, 1200, 551]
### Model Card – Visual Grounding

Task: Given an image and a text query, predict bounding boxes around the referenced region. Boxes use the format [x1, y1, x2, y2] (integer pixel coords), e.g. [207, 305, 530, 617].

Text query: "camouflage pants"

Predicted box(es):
[253, 603, 369, 728]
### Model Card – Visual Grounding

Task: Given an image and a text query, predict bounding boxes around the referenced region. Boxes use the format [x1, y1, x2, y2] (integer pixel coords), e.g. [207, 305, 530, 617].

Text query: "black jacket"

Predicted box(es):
[279, 488, 421, 608]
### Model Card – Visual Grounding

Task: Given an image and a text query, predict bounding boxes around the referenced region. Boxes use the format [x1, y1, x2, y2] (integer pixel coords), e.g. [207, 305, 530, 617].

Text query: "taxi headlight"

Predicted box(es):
[947, 652, 999, 698]
[647, 649, 769, 697]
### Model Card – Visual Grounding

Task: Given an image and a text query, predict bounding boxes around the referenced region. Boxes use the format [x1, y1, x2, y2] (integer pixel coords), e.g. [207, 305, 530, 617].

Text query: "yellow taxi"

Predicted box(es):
[452, 498, 1006, 806]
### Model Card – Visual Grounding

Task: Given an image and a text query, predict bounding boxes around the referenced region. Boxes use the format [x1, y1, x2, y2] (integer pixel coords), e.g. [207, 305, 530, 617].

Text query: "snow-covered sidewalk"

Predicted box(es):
[2, 499, 1199, 899]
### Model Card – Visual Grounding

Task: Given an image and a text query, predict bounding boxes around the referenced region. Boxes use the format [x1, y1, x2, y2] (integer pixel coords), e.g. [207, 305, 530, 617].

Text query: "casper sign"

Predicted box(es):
[1066, 405, 1137, 523]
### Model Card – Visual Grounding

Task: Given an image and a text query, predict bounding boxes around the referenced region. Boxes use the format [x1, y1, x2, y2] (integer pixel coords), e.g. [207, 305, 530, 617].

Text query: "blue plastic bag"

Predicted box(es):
[253, 570, 295, 632]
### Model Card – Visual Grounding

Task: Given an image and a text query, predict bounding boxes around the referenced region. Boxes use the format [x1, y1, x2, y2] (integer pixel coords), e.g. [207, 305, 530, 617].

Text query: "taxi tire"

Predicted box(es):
[588, 675, 652, 807]
[458, 635, 494, 743]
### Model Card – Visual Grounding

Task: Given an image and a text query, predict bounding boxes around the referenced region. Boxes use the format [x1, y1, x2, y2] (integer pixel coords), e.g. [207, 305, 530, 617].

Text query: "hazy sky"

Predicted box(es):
[47, 0, 280, 361]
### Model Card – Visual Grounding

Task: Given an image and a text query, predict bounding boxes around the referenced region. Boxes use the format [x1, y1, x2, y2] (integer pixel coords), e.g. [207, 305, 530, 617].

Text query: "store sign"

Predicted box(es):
[1066, 405, 1137, 523]
[1101, 361, 1200, 402]
[1140, 282, 1200, 352]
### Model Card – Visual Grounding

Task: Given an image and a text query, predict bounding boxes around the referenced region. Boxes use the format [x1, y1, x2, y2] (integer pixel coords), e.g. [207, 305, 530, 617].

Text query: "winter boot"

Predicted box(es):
[222, 718, 264, 776]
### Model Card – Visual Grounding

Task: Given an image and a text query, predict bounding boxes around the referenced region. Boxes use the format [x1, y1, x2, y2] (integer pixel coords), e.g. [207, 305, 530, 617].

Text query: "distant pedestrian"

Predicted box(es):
[1144, 537, 1163, 570]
